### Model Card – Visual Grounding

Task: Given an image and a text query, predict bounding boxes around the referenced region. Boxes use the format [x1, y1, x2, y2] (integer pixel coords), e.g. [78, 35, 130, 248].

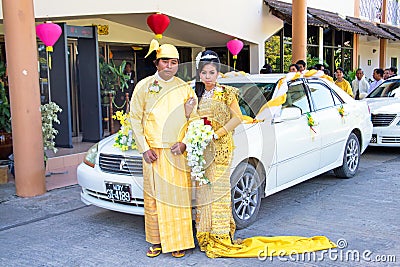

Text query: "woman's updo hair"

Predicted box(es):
[197, 50, 221, 73]
[195, 50, 221, 101]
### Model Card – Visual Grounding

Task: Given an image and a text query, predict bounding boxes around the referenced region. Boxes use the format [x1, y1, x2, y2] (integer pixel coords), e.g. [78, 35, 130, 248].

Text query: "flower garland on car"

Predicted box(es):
[306, 112, 317, 133]
[112, 110, 137, 151]
[183, 118, 214, 185]
[338, 104, 345, 117]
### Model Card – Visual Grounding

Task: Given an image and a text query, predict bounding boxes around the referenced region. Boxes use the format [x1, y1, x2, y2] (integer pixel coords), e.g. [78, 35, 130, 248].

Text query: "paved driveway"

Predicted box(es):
[0, 147, 399, 266]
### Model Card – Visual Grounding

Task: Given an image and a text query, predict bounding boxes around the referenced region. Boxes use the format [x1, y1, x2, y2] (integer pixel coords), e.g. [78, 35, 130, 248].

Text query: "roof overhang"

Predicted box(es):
[377, 23, 400, 39]
[346, 17, 397, 40]
[102, 13, 235, 47]
[35, 13, 244, 48]
[264, 0, 327, 27]
[307, 7, 368, 35]
[264, 0, 400, 41]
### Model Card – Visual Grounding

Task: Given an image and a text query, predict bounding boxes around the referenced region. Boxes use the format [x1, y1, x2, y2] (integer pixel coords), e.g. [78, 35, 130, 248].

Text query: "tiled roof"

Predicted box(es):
[307, 7, 368, 35]
[264, 0, 327, 27]
[377, 23, 400, 39]
[346, 17, 398, 40]
[265, 0, 400, 40]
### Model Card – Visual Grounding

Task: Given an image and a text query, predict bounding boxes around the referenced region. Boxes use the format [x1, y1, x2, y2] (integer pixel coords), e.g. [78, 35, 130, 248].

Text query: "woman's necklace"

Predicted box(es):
[202, 87, 215, 99]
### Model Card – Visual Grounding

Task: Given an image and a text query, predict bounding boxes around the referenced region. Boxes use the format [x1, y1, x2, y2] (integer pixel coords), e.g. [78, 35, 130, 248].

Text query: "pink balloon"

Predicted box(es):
[226, 39, 244, 56]
[36, 23, 62, 47]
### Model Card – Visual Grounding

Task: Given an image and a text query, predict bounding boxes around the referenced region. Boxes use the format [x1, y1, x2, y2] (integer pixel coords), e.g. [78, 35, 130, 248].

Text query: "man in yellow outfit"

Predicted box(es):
[129, 40, 196, 258]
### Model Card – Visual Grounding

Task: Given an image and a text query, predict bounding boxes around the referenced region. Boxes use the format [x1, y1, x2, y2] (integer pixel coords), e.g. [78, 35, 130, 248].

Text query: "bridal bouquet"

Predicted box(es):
[112, 110, 137, 151]
[184, 118, 214, 185]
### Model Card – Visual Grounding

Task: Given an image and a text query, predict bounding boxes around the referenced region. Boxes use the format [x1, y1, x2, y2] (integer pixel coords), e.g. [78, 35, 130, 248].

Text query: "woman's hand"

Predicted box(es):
[171, 142, 186, 155]
[184, 97, 196, 119]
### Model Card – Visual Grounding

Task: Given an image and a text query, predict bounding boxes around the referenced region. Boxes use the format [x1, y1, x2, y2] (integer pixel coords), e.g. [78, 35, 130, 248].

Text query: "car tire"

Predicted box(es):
[230, 162, 263, 229]
[333, 133, 360, 178]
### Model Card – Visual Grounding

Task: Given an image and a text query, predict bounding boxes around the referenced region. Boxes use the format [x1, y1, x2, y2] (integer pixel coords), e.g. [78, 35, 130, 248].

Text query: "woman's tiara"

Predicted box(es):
[195, 52, 219, 69]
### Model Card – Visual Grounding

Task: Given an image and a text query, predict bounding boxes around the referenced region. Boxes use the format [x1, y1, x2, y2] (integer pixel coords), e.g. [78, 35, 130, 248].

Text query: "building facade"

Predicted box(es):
[0, 0, 399, 145]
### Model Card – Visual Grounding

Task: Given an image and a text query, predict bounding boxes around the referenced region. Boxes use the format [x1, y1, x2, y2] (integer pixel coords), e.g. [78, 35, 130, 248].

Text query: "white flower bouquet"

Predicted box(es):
[184, 118, 214, 185]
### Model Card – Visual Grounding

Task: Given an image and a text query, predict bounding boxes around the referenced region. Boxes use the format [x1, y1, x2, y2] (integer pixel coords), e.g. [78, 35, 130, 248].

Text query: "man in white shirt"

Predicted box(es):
[351, 68, 370, 99]
[368, 68, 384, 94]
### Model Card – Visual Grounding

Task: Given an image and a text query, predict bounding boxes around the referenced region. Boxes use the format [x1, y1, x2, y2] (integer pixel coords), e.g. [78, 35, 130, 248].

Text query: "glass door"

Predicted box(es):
[68, 41, 80, 137]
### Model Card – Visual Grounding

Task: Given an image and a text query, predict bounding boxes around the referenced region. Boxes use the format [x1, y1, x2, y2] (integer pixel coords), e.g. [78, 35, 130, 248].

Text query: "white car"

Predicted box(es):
[365, 75, 400, 147]
[78, 73, 373, 228]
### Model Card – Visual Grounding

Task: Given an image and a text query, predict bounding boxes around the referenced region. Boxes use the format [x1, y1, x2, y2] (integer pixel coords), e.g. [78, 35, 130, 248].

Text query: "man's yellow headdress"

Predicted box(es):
[145, 39, 179, 59]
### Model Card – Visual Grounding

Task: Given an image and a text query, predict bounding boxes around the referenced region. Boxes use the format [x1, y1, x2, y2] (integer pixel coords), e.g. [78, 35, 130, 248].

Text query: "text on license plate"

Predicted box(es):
[105, 182, 131, 202]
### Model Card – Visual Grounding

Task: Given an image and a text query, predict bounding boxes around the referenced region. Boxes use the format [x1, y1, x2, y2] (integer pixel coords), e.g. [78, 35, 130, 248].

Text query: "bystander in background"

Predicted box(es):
[368, 68, 384, 93]
[296, 60, 306, 73]
[288, 63, 300, 72]
[351, 68, 369, 99]
[260, 64, 273, 74]
[335, 67, 353, 97]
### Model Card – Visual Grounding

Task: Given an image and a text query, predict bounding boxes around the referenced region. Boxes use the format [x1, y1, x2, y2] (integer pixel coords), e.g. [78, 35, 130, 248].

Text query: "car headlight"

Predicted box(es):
[83, 143, 99, 168]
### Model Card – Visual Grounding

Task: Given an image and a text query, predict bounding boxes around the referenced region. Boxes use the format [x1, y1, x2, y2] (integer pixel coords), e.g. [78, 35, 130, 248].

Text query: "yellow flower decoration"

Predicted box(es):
[306, 112, 316, 133]
[338, 105, 345, 117]
[112, 111, 137, 151]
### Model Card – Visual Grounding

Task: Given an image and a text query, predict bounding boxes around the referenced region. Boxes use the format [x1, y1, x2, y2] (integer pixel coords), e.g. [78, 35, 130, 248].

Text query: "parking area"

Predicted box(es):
[0, 146, 399, 266]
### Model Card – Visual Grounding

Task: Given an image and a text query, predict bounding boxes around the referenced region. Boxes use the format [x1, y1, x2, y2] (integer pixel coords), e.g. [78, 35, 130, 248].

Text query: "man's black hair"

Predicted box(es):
[296, 60, 306, 68]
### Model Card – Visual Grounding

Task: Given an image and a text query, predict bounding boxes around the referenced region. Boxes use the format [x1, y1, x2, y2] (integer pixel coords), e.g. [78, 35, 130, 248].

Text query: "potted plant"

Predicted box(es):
[99, 59, 130, 104]
[0, 80, 12, 160]
[41, 101, 62, 162]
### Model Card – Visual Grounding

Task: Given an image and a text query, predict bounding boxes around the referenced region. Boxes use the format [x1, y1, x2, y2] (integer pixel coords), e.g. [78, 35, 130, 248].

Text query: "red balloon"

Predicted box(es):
[147, 13, 170, 39]
[36, 23, 62, 47]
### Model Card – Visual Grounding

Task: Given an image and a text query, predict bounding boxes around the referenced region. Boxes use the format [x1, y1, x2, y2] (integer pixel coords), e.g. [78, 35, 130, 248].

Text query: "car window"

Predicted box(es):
[331, 90, 344, 105]
[368, 80, 400, 98]
[282, 82, 311, 114]
[222, 82, 275, 117]
[308, 82, 338, 110]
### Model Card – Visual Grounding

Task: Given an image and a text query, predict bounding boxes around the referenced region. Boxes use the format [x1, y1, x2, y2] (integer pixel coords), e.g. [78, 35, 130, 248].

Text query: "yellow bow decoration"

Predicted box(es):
[304, 69, 318, 77]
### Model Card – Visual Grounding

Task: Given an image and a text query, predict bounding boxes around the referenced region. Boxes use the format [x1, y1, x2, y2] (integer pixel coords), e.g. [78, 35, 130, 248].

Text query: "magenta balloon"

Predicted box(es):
[36, 23, 62, 47]
[226, 39, 244, 56]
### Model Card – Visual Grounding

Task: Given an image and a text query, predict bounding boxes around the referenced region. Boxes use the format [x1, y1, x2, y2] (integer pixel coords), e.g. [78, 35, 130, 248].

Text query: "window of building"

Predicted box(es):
[264, 24, 353, 74]
[391, 57, 398, 70]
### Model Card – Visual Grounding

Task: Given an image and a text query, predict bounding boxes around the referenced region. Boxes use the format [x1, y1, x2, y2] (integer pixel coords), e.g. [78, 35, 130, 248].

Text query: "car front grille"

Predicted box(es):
[371, 114, 396, 127]
[382, 137, 400, 144]
[85, 189, 144, 207]
[99, 153, 143, 175]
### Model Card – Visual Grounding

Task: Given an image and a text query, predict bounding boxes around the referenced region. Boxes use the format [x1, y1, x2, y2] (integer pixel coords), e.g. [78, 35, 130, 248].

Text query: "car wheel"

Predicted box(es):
[333, 133, 360, 178]
[230, 162, 263, 229]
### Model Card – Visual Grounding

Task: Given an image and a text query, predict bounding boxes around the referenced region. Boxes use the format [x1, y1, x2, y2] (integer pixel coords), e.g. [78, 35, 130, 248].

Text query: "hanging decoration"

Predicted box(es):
[146, 13, 170, 39]
[36, 22, 62, 69]
[226, 38, 244, 70]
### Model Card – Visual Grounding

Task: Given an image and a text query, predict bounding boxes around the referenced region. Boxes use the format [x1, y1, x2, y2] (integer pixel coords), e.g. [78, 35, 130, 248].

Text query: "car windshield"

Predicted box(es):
[367, 79, 400, 98]
[222, 82, 276, 118]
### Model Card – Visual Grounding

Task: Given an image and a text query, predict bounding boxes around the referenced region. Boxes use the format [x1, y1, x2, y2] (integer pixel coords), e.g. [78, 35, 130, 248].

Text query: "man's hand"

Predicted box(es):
[184, 97, 196, 119]
[143, 149, 158, 163]
[171, 142, 186, 155]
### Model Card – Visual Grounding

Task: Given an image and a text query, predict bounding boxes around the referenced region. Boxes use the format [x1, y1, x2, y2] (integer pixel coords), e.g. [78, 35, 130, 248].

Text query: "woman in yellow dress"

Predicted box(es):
[334, 67, 353, 97]
[189, 50, 336, 258]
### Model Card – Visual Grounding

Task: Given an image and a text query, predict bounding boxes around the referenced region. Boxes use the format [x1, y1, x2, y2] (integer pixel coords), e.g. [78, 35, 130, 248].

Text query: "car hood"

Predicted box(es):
[96, 121, 258, 157]
[98, 134, 142, 157]
[365, 98, 400, 114]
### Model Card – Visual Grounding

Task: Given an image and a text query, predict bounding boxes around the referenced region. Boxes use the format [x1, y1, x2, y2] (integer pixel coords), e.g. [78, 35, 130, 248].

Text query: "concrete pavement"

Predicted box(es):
[0, 147, 399, 266]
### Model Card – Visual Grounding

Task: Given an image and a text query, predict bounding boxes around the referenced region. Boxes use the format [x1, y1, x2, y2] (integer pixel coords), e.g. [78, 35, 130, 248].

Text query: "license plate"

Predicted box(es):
[370, 134, 377, 143]
[105, 182, 131, 202]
